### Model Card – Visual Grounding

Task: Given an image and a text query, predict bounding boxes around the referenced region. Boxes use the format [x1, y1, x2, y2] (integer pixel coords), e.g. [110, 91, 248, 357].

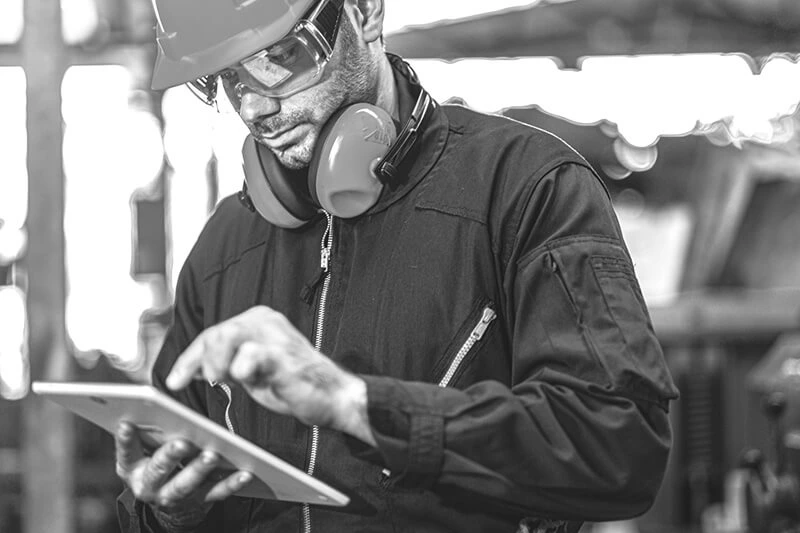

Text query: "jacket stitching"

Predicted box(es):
[201, 240, 267, 283]
[516, 235, 622, 270]
[507, 160, 600, 267]
[414, 203, 487, 225]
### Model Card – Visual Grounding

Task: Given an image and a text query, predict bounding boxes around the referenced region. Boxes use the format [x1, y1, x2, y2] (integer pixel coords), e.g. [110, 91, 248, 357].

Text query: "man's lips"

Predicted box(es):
[256, 124, 301, 147]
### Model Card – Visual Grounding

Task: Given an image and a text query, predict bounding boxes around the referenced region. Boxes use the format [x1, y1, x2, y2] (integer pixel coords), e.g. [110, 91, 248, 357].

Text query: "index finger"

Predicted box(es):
[167, 319, 253, 390]
[165, 337, 206, 391]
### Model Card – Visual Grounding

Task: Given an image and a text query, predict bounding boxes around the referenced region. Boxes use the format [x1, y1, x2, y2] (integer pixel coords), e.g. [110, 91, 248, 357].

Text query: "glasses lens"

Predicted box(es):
[248, 37, 317, 87]
[230, 29, 325, 99]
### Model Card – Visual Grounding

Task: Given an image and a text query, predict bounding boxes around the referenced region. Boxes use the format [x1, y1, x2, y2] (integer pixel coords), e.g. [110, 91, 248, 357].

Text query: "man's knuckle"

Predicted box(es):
[130, 480, 151, 500]
[251, 305, 271, 318]
[149, 460, 170, 477]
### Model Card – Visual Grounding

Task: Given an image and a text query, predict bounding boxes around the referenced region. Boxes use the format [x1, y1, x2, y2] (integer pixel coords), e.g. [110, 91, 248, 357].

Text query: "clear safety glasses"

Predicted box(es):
[187, 0, 344, 106]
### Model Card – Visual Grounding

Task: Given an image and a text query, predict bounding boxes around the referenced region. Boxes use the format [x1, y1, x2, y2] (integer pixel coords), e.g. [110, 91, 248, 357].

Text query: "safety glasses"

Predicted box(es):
[187, 0, 344, 106]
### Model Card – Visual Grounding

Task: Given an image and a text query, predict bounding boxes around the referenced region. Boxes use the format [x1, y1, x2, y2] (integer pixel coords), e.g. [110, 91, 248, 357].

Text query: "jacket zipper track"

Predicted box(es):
[439, 307, 497, 388]
[303, 211, 334, 533]
[209, 380, 236, 434]
[218, 382, 235, 433]
[549, 253, 582, 322]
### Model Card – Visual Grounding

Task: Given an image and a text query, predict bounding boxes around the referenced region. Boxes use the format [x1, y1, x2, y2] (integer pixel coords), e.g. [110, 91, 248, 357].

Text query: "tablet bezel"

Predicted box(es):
[32, 381, 350, 507]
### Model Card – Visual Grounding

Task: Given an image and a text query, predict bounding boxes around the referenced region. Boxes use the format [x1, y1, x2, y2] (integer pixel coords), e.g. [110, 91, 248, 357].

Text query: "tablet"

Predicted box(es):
[32, 381, 350, 507]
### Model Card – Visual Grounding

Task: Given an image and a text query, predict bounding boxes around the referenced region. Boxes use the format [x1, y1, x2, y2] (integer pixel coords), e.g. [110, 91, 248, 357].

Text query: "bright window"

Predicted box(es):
[62, 65, 164, 369]
[0, 67, 27, 400]
[410, 53, 800, 148]
[0, 0, 23, 44]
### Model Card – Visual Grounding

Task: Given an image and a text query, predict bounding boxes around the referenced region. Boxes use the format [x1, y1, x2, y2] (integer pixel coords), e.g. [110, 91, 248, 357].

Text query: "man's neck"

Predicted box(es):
[374, 54, 400, 122]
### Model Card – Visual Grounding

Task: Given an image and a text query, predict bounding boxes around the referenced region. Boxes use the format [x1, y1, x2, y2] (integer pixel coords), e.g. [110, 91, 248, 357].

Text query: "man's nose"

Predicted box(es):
[238, 90, 280, 124]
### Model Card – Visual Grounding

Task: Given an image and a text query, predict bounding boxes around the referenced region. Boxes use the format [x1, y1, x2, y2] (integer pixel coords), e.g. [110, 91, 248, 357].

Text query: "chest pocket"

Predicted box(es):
[430, 299, 502, 388]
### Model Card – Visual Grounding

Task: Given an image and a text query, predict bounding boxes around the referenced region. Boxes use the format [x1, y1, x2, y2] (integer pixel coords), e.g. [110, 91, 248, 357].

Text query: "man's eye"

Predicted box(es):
[268, 44, 299, 65]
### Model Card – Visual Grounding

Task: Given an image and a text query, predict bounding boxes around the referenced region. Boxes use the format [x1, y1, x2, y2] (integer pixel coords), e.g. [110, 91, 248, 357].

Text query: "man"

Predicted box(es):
[116, 0, 680, 531]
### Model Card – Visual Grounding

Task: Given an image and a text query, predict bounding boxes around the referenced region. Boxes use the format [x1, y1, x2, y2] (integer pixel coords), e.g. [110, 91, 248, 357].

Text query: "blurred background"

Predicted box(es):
[2, 0, 800, 532]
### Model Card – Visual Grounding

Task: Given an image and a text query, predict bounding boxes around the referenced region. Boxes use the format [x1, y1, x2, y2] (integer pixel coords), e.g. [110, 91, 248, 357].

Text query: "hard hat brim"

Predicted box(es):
[150, 0, 318, 90]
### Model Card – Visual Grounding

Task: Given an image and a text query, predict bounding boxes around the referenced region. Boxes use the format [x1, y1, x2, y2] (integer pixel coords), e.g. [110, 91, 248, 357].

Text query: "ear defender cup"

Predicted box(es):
[242, 135, 319, 228]
[308, 103, 397, 219]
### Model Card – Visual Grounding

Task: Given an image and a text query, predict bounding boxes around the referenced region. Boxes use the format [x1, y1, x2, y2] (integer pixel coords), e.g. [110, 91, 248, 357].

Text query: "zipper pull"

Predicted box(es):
[320, 247, 330, 272]
[471, 308, 497, 342]
[319, 211, 333, 273]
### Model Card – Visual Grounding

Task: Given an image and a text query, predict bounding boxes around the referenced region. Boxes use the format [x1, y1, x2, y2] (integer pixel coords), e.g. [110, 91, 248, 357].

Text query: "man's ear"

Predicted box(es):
[351, 0, 385, 44]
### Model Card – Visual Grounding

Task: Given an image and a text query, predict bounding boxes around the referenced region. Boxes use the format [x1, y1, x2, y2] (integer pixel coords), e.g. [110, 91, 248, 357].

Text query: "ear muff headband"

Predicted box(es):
[375, 91, 432, 184]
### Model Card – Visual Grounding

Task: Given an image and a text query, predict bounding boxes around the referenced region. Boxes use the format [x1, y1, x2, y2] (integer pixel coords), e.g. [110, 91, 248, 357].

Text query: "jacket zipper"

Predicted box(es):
[208, 380, 236, 433]
[549, 253, 582, 322]
[303, 211, 334, 533]
[217, 382, 235, 433]
[381, 306, 497, 481]
[438, 307, 497, 388]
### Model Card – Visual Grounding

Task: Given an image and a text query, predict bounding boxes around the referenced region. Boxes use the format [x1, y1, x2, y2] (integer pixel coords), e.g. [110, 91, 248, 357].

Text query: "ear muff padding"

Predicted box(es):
[308, 103, 397, 219]
[242, 135, 317, 228]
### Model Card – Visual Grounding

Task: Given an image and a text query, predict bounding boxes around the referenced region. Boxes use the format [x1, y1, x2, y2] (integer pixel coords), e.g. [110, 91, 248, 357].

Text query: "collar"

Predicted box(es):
[366, 54, 450, 216]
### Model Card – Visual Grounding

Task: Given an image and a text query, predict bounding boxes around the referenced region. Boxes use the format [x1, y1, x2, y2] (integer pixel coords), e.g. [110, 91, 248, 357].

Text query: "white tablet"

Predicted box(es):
[32, 381, 349, 507]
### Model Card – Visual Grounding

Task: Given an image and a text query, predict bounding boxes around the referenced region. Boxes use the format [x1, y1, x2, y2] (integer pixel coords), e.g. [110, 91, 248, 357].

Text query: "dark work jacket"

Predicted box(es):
[118, 56, 680, 533]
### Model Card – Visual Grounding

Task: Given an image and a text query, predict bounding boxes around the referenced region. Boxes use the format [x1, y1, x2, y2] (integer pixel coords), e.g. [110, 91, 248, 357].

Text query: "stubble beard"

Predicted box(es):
[266, 20, 380, 170]
[273, 129, 317, 169]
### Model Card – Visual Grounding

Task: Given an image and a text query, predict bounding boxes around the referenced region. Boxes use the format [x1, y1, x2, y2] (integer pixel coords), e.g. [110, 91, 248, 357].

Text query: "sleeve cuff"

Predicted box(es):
[117, 488, 210, 533]
[360, 375, 447, 488]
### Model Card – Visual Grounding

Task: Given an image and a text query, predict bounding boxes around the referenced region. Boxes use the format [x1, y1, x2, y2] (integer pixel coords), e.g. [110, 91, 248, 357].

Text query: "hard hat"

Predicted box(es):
[150, 0, 318, 91]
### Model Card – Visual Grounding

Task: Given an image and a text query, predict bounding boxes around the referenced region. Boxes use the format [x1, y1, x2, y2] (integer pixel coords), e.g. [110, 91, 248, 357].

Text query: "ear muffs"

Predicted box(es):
[240, 89, 431, 228]
[241, 103, 397, 227]
[308, 103, 397, 218]
[241, 135, 318, 229]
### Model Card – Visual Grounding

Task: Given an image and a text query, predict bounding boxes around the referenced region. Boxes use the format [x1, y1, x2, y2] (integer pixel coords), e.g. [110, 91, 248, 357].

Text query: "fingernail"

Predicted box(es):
[201, 451, 217, 464]
[238, 473, 252, 484]
[165, 373, 180, 390]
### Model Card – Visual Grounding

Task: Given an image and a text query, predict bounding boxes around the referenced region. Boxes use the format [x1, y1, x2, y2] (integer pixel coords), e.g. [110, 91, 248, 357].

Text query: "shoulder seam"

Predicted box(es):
[200, 239, 267, 283]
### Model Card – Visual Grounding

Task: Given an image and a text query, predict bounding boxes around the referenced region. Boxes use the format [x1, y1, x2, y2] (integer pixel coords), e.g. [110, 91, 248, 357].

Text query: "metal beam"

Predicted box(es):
[385, 0, 800, 65]
[650, 289, 800, 345]
[679, 148, 756, 290]
[20, 0, 73, 532]
[0, 45, 20, 67]
[1, 43, 154, 68]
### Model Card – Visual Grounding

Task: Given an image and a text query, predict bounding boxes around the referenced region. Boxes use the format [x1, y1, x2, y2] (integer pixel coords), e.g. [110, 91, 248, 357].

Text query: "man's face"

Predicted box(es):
[224, 14, 376, 170]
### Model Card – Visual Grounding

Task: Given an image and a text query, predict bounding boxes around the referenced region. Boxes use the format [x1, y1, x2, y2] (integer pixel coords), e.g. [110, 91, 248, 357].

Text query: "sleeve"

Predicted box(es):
[360, 162, 680, 521]
[116, 255, 225, 533]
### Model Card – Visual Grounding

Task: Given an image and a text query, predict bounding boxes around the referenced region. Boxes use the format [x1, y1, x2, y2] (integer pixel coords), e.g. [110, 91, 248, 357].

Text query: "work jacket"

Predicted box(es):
[118, 55, 680, 533]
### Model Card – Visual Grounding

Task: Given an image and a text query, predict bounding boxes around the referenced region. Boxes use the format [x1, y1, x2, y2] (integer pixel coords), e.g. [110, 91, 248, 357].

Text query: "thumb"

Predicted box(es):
[115, 421, 145, 473]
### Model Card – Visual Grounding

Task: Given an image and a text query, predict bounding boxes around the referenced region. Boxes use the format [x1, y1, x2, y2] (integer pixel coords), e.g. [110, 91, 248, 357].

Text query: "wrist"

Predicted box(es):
[335, 375, 376, 447]
[149, 502, 210, 533]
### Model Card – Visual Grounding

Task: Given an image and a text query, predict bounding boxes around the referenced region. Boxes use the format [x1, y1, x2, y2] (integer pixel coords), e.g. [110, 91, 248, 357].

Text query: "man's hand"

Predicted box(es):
[115, 422, 253, 519]
[165, 306, 375, 446]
